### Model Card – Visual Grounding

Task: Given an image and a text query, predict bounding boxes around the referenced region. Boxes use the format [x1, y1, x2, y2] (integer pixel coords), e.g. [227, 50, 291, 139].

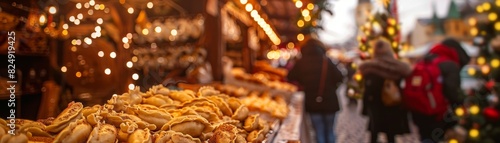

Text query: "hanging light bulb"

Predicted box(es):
[155, 26, 162, 33]
[245, 4, 253, 12]
[96, 18, 103, 25]
[127, 61, 133, 68]
[128, 7, 134, 14]
[297, 33, 304, 41]
[110, 52, 117, 58]
[295, 1, 303, 8]
[132, 73, 139, 80]
[297, 20, 304, 27]
[39, 14, 47, 25]
[48, 6, 57, 14]
[76, 3, 82, 9]
[98, 51, 104, 57]
[128, 84, 135, 90]
[307, 3, 314, 10]
[104, 68, 111, 75]
[61, 66, 67, 73]
[147, 2, 154, 9]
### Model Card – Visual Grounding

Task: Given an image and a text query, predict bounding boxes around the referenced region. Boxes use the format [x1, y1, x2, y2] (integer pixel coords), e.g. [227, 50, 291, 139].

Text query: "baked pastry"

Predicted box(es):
[46, 102, 84, 133]
[161, 115, 213, 137]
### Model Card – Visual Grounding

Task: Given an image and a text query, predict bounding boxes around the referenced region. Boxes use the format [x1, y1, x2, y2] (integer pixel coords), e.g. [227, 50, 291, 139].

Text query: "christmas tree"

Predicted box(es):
[346, 0, 401, 99]
[449, 1, 500, 143]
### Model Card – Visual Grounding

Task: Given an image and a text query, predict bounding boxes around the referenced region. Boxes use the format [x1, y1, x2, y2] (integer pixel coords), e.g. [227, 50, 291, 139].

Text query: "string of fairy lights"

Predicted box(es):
[239, 0, 281, 45]
[294, 0, 315, 42]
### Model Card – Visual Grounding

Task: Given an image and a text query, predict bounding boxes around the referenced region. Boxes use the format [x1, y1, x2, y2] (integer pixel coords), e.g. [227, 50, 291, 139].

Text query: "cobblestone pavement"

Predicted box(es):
[333, 84, 421, 143]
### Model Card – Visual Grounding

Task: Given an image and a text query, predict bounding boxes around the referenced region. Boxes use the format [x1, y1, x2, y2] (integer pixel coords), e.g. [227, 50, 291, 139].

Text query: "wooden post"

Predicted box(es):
[204, 0, 225, 81]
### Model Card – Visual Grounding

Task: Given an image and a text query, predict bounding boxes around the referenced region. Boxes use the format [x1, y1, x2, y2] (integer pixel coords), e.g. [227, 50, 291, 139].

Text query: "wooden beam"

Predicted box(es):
[203, 0, 224, 81]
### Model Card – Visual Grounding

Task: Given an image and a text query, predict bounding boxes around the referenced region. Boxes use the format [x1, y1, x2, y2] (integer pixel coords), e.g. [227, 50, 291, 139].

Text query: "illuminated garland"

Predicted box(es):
[449, 1, 500, 143]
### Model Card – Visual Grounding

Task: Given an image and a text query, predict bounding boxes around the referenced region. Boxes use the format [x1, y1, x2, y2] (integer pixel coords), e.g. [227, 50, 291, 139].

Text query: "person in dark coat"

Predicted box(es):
[412, 38, 470, 143]
[288, 36, 343, 143]
[359, 39, 412, 143]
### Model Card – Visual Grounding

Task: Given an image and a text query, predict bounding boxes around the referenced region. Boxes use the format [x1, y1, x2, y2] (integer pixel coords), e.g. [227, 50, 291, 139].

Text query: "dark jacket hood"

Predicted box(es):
[300, 39, 326, 57]
[429, 38, 470, 68]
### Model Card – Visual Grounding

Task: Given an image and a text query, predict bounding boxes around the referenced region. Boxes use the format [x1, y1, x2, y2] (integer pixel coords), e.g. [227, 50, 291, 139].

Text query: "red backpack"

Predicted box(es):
[403, 56, 452, 119]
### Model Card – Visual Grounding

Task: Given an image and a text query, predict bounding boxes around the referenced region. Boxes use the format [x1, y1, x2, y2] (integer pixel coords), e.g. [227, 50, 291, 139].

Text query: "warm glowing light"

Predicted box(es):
[142, 29, 149, 35]
[467, 67, 476, 76]
[470, 28, 478, 36]
[76, 39, 82, 45]
[302, 9, 310, 17]
[123, 43, 130, 49]
[122, 37, 129, 43]
[126, 33, 133, 39]
[482, 65, 490, 74]
[39, 15, 47, 25]
[89, 0, 95, 6]
[98, 51, 104, 57]
[132, 73, 139, 80]
[71, 46, 77, 52]
[99, 4, 105, 10]
[297, 33, 305, 41]
[470, 105, 480, 115]
[84, 37, 92, 45]
[297, 20, 305, 27]
[477, 6, 484, 13]
[127, 61, 133, 68]
[492, 59, 500, 68]
[97, 18, 103, 25]
[245, 4, 253, 12]
[483, 2, 491, 11]
[469, 129, 479, 138]
[354, 73, 362, 81]
[304, 15, 311, 21]
[95, 26, 101, 32]
[76, 3, 82, 9]
[455, 108, 464, 117]
[69, 16, 75, 22]
[155, 26, 162, 33]
[84, 2, 90, 8]
[110, 52, 116, 58]
[240, 0, 248, 4]
[48, 6, 57, 14]
[287, 42, 295, 49]
[495, 22, 500, 31]
[489, 13, 498, 21]
[251, 10, 258, 18]
[390, 42, 397, 49]
[77, 13, 83, 19]
[132, 56, 138, 62]
[469, 18, 477, 26]
[307, 3, 314, 10]
[75, 71, 82, 78]
[63, 24, 69, 29]
[497, 0, 500, 7]
[61, 66, 67, 73]
[74, 19, 81, 25]
[128, 84, 135, 90]
[104, 68, 111, 75]
[295, 1, 303, 8]
[171, 29, 178, 36]
[62, 29, 68, 36]
[128, 7, 134, 14]
[387, 27, 395, 35]
[147, 2, 154, 9]
[448, 139, 458, 143]
[477, 57, 486, 65]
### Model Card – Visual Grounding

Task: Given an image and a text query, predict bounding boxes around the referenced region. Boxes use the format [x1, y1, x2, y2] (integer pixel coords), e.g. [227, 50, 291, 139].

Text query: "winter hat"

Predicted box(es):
[372, 38, 394, 60]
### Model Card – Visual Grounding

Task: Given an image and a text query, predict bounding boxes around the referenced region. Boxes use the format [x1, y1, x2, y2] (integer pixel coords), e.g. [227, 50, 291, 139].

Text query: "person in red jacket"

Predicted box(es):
[413, 38, 470, 143]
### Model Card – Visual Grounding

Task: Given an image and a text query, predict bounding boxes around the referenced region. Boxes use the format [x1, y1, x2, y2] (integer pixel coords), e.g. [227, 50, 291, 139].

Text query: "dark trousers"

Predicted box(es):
[412, 112, 449, 143]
